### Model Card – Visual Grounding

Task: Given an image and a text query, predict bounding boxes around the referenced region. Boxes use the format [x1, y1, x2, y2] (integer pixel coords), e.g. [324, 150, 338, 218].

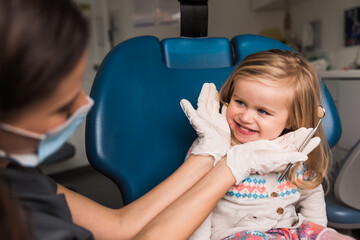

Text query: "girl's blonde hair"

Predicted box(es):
[220, 49, 330, 190]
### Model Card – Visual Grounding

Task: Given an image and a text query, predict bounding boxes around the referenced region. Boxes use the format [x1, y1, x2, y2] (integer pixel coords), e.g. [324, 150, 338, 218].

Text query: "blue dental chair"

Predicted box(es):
[85, 33, 360, 230]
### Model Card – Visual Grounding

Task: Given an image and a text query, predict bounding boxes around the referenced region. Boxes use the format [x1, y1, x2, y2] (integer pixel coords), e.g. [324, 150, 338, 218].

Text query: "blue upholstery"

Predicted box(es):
[85, 34, 341, 207]
[326, 194, 360, 229]
[161, 37, 233, 68]
[231, 35, 293, 62]
[320, 81, 342, 147]
[86, 36, 233, 204]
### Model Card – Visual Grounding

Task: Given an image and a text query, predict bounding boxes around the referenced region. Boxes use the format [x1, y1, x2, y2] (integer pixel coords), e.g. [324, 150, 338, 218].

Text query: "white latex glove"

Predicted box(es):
[227, 136, 320, 185]
[180, 83, 231, 162]
[271, 127, 321, 172]
[274, 127, 316, 153]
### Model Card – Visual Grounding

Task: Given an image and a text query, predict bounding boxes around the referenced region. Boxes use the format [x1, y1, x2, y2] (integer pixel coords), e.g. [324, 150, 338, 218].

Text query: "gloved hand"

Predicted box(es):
[271, 127, 321, 172]
[180, 83, 230, 163]
[274, 127, 317, 153]
[227, 132, 320, 185]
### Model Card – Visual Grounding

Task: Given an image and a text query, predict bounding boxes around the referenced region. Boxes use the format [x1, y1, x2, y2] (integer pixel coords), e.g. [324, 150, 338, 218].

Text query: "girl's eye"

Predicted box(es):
[235, 100, 245, 106]
[258, 109, 270, 115]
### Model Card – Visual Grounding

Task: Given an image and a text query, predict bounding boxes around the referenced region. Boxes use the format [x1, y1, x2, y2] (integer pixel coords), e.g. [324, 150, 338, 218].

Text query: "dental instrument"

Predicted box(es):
[278, 106, 326, 181]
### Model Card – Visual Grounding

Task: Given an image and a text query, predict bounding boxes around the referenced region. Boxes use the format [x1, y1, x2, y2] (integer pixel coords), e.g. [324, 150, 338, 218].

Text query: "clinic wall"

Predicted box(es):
[107, 0, 179, 43]
[290, 0, 360, 70]
[107, 0, 284, 44]
[208, 1, 284, 38]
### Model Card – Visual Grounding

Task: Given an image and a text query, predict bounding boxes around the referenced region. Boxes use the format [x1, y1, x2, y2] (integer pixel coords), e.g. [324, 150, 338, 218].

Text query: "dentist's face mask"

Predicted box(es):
[0, 97, 94, 166]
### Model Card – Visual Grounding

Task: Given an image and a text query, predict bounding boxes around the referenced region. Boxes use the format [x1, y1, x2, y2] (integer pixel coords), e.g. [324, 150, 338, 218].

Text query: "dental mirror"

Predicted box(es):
[278, 106, 326, 181]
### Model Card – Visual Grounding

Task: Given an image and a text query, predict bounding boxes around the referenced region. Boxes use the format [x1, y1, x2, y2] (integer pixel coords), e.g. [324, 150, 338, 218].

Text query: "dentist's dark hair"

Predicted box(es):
[0, 0, 89, 120]
[0, 177, 33, 240]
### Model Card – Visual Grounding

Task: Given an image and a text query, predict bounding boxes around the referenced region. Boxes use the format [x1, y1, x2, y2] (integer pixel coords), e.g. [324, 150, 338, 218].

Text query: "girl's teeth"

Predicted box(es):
[240, 126, 254, 132]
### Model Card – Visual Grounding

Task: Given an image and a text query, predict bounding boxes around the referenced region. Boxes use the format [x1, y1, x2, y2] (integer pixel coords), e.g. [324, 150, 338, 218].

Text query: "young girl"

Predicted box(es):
[186, 50, 353, 240]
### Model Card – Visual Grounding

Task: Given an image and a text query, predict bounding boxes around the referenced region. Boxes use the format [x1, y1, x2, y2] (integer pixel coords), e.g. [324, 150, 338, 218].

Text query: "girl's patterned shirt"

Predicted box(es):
[186, 141, 327, 240]
[210, 166, 326, 240]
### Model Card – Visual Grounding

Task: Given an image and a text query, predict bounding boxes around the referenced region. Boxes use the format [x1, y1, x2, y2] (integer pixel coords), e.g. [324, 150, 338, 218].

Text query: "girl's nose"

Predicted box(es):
[239, 109, 254, 123]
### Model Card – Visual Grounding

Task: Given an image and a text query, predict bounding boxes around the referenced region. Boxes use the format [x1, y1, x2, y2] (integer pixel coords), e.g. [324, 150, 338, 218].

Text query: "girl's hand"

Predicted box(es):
[180, 83, 231, 163]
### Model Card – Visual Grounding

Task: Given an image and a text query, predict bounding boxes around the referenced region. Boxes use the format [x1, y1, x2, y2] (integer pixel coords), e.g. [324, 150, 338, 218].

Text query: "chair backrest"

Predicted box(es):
[85, 34, 341, 205]
[334, 139, 360, 210]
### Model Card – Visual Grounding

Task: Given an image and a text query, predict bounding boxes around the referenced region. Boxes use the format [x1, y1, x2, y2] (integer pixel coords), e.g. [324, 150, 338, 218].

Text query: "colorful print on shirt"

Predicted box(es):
[227, 175, 269, 199]
[226, 165, 311, 200]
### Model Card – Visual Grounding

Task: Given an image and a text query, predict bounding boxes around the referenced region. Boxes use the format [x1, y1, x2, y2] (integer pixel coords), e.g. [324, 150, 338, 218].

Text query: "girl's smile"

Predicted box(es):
[235, 122, 259, 135]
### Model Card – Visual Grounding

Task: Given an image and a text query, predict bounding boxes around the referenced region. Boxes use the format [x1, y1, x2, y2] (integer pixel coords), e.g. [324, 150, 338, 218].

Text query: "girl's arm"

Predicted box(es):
[57, 154, 225, 239]
[295, 184, 327, 227]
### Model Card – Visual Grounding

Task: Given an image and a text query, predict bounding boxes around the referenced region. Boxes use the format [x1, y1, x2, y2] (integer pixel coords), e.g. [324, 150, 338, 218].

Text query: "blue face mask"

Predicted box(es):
[0, 97, 94, 166]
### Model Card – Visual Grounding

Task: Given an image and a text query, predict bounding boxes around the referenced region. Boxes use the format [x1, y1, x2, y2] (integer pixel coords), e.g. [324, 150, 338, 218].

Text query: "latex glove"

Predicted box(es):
[180, 83, 230, 162]
[274, 127, 317, 153]
[271, 127, 321, 172]
[227, 138, 319, 185]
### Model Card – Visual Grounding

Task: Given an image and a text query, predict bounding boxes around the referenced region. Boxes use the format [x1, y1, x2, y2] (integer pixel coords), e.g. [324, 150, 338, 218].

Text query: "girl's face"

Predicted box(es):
[226, 78, 292, 144]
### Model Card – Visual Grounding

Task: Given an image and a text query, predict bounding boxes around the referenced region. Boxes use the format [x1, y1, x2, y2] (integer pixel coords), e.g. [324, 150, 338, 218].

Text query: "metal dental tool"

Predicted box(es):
[278, 106, 326, 181]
